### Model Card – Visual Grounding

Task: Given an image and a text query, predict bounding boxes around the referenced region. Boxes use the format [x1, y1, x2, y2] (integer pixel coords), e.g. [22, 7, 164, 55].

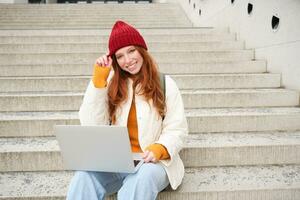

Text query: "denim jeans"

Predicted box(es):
[66, 163, 170, 200]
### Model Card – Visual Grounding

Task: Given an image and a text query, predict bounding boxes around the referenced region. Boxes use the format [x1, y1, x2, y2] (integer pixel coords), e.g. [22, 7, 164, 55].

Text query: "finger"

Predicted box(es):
[103, 56, 108, 66]
[142, 150, 149, 159]
[148, 152, 157, 163]
[149, 155, 157, 163]
[144, 154, 152, 163]
[107, 56, 113, 66]
[144, 152, 156, 163]
[99, 57, 106, 67]
[96, 57, 103, 67]
[96, 59, 102, 66]
[152, 157, 157, 163]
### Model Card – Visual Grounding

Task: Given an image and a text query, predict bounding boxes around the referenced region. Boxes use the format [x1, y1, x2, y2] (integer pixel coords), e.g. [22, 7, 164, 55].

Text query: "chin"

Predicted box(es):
[130, 68, 141, 75]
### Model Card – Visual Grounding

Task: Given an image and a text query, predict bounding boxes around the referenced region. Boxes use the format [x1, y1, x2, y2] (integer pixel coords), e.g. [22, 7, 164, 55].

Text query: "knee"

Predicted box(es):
[67, 171, 107, 200]
[136, 163, 166, 185]
[71, 171, 103, 190]
[68, 171, 107, 196]
[118, 164, 167, 200]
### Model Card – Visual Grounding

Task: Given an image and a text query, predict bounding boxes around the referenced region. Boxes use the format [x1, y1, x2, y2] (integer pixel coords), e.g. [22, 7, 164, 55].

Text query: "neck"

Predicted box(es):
[127, 71, 141, 82]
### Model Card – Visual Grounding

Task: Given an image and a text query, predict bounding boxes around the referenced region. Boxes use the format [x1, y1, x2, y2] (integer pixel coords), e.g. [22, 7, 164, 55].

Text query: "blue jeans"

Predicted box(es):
[66, 163, 170, 200]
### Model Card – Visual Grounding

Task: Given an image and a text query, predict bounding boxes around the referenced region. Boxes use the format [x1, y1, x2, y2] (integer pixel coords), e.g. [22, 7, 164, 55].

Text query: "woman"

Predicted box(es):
[66, 20, 188, 200]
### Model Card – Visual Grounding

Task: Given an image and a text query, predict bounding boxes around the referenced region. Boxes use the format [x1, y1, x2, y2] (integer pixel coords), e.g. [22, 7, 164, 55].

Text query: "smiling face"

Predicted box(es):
[115, 45, 144, 75]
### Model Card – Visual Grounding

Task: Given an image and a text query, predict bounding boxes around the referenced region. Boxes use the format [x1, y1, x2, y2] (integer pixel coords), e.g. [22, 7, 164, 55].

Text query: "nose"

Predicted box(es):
[124, 54, 131, 66]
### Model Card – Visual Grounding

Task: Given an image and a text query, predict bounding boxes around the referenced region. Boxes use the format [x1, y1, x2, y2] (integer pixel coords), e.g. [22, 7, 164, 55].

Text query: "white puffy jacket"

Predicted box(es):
[78, 74, 188, 189]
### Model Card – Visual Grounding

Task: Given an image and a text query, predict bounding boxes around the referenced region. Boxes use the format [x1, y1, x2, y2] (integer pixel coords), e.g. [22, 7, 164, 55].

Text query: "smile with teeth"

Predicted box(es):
[127, 62, 137, 70]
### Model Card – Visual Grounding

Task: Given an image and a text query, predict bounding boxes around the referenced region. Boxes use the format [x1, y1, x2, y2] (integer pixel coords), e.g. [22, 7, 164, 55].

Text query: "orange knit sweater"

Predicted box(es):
[92, 64, 170, 160]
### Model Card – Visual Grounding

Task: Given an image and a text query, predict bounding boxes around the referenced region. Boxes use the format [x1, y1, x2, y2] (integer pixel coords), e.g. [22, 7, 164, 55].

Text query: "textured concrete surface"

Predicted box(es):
[1, 107, 300, 137]
[186, 107, 300, 133]
[0, 28, 229, 36]
[0, 41, 244, 53]
[0, 2, 300, 199]
[0, 61, 267, 77]
[183, 131, 300, 166]
[0, 73, 280, 92]
[0, 51, 254, 65]
[0, 132, 300, 171]
[0, 89, 298, 111]
[0, 4, 192, 29]
[1, 165, 299, 199]
[0, 34, 236, 44]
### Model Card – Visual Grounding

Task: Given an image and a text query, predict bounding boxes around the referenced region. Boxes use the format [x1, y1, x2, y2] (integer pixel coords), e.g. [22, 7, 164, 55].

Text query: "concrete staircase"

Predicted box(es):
[1, 3, 300, 200]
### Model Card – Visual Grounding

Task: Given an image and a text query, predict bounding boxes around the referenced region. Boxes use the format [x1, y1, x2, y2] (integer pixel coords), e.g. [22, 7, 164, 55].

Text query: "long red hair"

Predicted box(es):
[107, 46, 166, 124]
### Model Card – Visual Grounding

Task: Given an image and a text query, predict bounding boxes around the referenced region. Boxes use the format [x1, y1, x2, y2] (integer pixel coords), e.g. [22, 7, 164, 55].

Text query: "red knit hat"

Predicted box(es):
[108, 21, 147, 56]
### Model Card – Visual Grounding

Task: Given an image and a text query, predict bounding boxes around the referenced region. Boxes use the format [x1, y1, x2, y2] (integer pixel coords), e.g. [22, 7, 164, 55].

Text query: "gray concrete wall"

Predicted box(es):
[177, 0, 300, 95]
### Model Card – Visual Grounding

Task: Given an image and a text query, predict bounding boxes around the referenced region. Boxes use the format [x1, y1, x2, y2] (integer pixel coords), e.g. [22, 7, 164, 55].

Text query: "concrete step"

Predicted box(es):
[0, 28, 228, 37]
[172, 73, 280, 89]
[0, 19, 187, 25]
[1, 107, 300, 137]
[0, 74, 280, 92]
[0, 165, 299, 199]
[1, 131, 300, 171]
[0, 20, 189, 25]
[0, 34, 236, 44]
[183, 131, 300, 167]
[0, 41, 244, 53]
[181, 89, 299, 108]
[0, 13, 184, 18]
[0, 3, 180, 7]
[0, 24, 191, 30]
[0, 12, 184, 16]
[187, 107, 300, 133]
[0, 111, 79, 137]
[0, 61, 267, 76]
[0, 5, 185, 16]
[0, 18, 188, 23]
[0, 89, 297, 112]
[1, 13, 185, 17]
[0, 50, 254, 65]
[0, 15, 187, 22]
[0, 13, 186, 18]
[0, 19, 190, 29]
[0, 9, 185, 13]
[0, 4, 189, 28]
[0, 3, 183, 11]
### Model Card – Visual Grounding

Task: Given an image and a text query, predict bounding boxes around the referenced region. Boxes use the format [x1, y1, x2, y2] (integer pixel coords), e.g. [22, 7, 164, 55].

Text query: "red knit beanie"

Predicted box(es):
[108, 21, 147, 56]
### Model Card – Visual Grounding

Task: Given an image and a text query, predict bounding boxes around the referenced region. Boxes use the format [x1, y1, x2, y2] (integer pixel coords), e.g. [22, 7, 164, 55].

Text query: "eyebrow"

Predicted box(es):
[115, 53, 123, 57]
[115, 47, 135, 57]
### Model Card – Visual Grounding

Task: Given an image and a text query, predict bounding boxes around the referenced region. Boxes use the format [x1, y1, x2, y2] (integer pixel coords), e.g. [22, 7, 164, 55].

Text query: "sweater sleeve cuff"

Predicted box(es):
[146, 143, 170, 161]
[92, 64, 111, 88]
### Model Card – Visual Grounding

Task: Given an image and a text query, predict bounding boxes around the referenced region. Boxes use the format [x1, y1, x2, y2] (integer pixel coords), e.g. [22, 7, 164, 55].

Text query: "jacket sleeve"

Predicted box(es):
[78, 80, 110, 125]
[92, 64, 111, 88]
[155, 75, 188, 165]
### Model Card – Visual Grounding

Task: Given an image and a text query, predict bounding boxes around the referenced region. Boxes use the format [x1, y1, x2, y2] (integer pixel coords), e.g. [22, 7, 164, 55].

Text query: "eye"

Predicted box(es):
[116, 55, 123, 60]
[129, 48, 136, 53]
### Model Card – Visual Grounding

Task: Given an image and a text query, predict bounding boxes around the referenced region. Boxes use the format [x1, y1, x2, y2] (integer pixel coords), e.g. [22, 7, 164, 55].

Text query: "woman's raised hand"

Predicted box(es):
[95, 54, 112, 67]
[92, 53, 112, 88]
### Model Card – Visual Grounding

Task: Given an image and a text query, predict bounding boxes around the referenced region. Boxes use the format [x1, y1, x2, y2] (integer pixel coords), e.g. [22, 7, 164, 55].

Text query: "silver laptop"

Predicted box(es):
[54, 125, 144, 173]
